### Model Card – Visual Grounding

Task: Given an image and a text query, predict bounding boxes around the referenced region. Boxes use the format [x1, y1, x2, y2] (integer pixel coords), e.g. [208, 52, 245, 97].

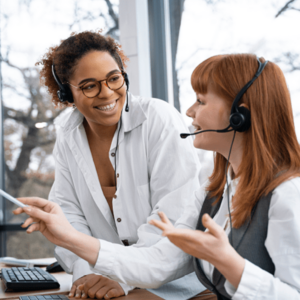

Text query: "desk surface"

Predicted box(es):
[0, 260, 204, 300]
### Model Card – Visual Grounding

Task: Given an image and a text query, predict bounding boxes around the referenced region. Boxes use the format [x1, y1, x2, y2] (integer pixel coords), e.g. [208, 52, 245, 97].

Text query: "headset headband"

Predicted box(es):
[231, 58, 268, 115]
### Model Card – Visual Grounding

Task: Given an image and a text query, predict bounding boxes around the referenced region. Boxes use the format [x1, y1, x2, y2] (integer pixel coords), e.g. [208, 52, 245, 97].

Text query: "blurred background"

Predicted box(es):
[0, 0, 299, 258]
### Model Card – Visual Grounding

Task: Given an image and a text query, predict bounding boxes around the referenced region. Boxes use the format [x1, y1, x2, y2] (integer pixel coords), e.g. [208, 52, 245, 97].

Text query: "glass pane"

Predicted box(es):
[1, 0, 119, 258]
[7, 231, 56, 259]
[177, 0, 300, 183]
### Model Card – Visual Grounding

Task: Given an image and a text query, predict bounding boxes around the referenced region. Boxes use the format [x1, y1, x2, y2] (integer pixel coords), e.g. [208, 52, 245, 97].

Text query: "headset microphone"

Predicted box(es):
[180, 125, 233, 139]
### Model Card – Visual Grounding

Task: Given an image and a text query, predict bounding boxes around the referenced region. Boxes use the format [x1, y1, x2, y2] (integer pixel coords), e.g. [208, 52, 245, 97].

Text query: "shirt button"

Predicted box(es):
[117, 218, 122, 222]
[113, 195, 117, 199]
[111, 153, 115, 157]
[116, 173, 119, 178]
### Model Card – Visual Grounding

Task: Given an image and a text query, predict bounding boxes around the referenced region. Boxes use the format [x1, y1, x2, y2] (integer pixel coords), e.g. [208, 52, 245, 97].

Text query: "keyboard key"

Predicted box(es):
[17, 276, 25, 281]
[51, 296, 60, 299]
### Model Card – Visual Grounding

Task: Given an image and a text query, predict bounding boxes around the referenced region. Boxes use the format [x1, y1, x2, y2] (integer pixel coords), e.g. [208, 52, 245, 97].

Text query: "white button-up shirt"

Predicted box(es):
[49, 93, 200, 294]
[91, 172, 300, 299]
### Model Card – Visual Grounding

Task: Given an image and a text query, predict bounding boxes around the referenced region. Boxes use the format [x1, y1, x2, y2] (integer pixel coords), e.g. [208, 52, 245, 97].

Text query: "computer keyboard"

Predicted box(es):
[20, 295, 68, 300]
[1, 267, 60, 291]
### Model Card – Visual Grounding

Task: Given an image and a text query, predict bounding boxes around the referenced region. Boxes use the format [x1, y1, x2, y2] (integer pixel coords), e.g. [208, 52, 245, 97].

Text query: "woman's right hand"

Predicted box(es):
[13, 197, 77, 248]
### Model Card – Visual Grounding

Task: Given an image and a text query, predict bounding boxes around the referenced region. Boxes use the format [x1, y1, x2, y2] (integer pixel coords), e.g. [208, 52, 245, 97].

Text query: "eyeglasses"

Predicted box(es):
[68, 72, 125, 98]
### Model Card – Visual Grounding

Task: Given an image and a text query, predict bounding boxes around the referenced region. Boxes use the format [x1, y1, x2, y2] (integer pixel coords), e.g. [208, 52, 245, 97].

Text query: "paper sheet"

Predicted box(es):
[0, 257, 56, 267]
[147, 272, 206, 300]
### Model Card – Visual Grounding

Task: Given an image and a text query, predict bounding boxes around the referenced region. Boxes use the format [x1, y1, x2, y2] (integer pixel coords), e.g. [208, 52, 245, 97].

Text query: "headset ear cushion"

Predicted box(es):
[230, 106, 251, 132]
[65, 85, 74, 103]
[57, 84, 74, 103]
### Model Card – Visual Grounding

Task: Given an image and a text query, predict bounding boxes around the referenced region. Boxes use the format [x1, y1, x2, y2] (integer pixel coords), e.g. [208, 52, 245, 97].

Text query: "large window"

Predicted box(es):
[176, 0, 300, 182]
[0, 0, 119, 258]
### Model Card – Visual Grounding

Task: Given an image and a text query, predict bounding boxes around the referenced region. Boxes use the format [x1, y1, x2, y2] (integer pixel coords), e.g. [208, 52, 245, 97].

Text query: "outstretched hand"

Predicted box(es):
[13, 197, 76, 248]
[149, 212, 230, 263]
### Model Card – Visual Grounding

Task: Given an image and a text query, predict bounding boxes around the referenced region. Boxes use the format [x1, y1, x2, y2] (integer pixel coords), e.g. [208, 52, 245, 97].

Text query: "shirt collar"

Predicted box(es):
[56, 93, 147, 133]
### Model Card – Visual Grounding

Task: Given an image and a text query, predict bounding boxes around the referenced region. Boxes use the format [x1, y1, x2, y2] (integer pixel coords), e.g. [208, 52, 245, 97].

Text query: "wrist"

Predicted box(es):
[212, 244, 245, 288]
[60, 227, 80, 249]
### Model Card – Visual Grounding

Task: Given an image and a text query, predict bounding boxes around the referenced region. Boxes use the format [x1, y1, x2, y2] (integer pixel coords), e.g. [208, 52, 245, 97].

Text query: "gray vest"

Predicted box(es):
[193, 191, 275, 300]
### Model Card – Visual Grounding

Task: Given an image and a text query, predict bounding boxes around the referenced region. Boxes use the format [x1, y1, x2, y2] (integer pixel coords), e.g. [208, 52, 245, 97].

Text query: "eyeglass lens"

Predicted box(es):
[81, 73, 124, 98]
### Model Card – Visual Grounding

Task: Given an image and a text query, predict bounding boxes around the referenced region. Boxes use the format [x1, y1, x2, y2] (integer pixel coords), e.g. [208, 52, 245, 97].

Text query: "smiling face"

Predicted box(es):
[186, 90, 235, 157]
[69, 51, 126, 128]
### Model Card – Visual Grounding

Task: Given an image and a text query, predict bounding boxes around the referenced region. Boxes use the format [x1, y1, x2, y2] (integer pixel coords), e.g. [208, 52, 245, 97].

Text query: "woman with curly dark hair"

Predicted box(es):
[32, 31, 200, 299]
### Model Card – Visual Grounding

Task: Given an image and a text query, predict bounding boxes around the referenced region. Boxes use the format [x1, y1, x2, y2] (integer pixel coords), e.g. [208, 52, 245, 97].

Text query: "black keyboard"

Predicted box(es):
[20, 295, 68, 300]
[1, 267, 60, 291]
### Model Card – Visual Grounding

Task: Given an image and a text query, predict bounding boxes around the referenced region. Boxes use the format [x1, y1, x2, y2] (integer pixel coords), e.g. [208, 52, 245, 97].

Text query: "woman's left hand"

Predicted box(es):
[149, 211, 245, 288]
[149, 212, 230, 263]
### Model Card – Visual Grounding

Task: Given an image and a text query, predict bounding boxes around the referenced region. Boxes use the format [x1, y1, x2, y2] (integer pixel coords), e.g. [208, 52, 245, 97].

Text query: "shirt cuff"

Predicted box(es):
[231, 259, 263, 300]
[88, 240, 135, 295]
[118, 282, 135, 295]
[224, 279, 237, 297]
[89, 239, 116, 276]
[72, 259, 94, 283]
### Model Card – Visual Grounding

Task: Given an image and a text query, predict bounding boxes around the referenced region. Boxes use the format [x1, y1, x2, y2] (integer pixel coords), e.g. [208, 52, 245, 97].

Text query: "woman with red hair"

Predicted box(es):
[14, 54, 300, 299]
[150, 54, 300, 299]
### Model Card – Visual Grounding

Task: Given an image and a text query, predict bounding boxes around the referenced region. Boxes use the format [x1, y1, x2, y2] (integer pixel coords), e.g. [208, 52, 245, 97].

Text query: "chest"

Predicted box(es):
[88, 136, 116, 187]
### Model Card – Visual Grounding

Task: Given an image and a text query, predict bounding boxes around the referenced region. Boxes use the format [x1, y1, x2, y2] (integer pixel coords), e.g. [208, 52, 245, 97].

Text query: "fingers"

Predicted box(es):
[149, 219, 168, 232]
[86, 278, 103, 298]
[149, 211, 175, 235]
[96, 287, 123, 299]
[26, 222, 41, 233]
[104, 288, 121, 299]
[13, 207, 25, 215]
[202, 213, 223, 237]
[22, 217, 39, 228]
[85, 277, 124, 299]
[83, 275, 102, 296]
[75, 284, 84, 298]
[158, 211, 173, 225]
[17, 197, 49, 209]
[22, 206, 51, 224]
[69, 283, 78, 297]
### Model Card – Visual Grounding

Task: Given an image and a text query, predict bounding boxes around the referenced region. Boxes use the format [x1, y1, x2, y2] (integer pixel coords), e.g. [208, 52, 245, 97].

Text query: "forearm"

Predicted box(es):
[89, 238, 193, 289]
[61, 229, 100, 266]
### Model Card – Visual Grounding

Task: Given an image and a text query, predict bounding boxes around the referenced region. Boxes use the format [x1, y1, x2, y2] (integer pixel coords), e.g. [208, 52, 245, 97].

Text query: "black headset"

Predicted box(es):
[52, 52, 130, 111]
[229, 57, 268, 132]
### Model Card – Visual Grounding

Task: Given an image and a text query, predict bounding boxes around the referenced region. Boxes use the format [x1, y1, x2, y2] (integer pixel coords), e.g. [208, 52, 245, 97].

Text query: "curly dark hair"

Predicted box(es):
[36, 30, 129, 108]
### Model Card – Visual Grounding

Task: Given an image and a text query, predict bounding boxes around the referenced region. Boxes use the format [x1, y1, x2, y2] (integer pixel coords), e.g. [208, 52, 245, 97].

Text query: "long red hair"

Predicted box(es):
[191, 54, 300, 228]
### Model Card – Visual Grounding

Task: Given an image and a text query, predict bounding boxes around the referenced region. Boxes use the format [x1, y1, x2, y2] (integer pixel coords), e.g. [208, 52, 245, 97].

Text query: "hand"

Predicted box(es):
[149, 211, 230, 262]
[13, 197, 76, 248]
[70, 274, 125, 299]
[149, 211, 245, 288]
[69, 274, 90, 298]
